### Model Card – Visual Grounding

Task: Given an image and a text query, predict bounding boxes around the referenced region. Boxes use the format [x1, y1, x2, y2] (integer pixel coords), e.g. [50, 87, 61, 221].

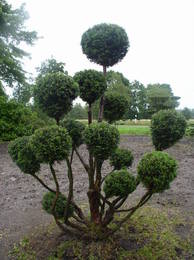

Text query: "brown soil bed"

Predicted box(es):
[0, 136, 194, 259]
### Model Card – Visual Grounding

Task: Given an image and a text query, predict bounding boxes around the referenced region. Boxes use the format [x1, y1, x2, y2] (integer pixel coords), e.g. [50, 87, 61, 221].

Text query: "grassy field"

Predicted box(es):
[117, 125, 150, 135]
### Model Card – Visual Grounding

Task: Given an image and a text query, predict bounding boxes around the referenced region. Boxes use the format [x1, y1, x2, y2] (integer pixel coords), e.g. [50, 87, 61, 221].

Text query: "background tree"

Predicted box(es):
[0, 0, 38, 90]
[81, 23, 129, 121]
[66, 103, 87, 120]
[146, 84, 179, 116]
[181, 107, 192, 120]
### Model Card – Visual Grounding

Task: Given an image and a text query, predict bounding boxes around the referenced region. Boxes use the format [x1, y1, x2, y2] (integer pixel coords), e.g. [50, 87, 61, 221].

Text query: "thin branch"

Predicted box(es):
[64, 157, 74, 223]
[33, 174, 56, 193]
[75, 147, 90, 173]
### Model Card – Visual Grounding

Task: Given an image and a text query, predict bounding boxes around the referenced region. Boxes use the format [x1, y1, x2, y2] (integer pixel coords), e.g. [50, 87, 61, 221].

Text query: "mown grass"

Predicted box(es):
[9, 206, 192, 260]
[117, 125, 150, 135]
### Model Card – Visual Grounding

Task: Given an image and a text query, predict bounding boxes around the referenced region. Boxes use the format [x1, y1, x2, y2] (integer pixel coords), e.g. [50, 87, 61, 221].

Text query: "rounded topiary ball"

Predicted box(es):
[151, 110, 187, 150]
[104, 92, 129, 123]
[42, 192, 74, 219]
[137, 151, 177, 193]
[8, 136, 40, 175]
[110, 148, 134, 170]
[61, 119, 85, 147]
[30, 126, 72, 164]
[74, 70, 107, 104]
[81, 23, 129, 67]
[34, 72, 79, 122]
[103, 169, 137, 198]
[84, 122, 120, 160]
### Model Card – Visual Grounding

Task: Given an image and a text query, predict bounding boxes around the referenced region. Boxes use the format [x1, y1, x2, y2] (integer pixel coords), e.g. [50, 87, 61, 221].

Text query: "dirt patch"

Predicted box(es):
[0, 136, 194, 259]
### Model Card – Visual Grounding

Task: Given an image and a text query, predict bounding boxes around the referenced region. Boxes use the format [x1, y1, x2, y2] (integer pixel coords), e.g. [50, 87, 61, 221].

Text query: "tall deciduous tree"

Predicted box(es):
[146, 84, 180, 116]
[0, 0, 38, 89]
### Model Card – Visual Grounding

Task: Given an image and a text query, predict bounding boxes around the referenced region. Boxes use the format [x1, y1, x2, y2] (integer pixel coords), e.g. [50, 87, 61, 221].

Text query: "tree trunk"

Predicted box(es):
[98, 65, 106, 122]
[88, 103, 92, 124]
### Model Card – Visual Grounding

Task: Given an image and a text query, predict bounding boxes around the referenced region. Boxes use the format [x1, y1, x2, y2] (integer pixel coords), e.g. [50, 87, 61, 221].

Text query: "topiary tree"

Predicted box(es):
[151, 110, 187, 150]
[9, 24, 182, 240]
[81, 23, 129, 122]
[104, 92, 129, 123]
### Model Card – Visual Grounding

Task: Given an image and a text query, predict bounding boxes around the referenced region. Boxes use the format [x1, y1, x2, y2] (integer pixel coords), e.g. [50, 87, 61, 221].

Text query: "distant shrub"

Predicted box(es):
[103, 169, 137, 198]
[151, 110, 187, 150]
[137, 151, 177, 193]
[8, 136, 40, 175]
[42, 192, 74, 219]
[84, 122, 119, 160]
[110, 148, 133, 170]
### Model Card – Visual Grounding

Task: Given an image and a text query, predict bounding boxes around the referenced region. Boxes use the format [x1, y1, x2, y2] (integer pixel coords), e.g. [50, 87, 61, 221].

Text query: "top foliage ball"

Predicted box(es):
[84, 122, 120, 160]
[30, 126, 72, 164]
[137, 151, 177, 193]
[81, 23, 129, 67]
[74, 70, 107, 104]
[151, 110, 187, 151]
[34, 72, 79, 122]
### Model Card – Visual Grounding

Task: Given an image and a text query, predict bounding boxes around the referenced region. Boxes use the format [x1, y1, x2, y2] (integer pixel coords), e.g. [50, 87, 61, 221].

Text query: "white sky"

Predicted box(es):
[10, 0, 194, 108]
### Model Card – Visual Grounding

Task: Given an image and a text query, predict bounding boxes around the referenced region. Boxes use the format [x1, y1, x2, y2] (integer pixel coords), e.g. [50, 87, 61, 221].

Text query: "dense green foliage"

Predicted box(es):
[104, 169, 137, 198]
[8, 136, 40, 175]
[147, 84, 179, 116]
[74, 70, 106, 104]
[0, 97, 43, 141]
[81, 23, 129, 67]
[34, 72, 79, 123]
[104, 92, 129, 123]
[84, 122, 119, 160]
[61, 119, 85, 147]
[151, 110, 187, 150]
[137, 151, 177, 193]
[181, 107, 192, 120]
[30, 126, 72, 164]
[0, 0, 37, 87]
[110, 148, 134, 170]
[66, 103, 87, 119]
[42, 192, 74, 219]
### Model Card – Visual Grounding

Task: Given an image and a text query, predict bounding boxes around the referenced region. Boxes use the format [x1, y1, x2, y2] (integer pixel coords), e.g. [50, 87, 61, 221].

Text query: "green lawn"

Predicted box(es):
[117, 125, 150, 135]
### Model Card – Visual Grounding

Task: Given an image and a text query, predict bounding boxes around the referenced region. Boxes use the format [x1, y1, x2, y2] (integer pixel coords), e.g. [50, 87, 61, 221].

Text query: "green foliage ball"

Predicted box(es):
[84, 122, 120, 160]
[8, 136, 40, 175]
[42, 192, 74, 219]
[34, 72, 79, 122]
[104, 92, 129, 123]
[74, 70, 106, 104]
[103, 169, 137, 198]
[151, 110, 187, 150]
[110, 148, 134, 170]
[137, 151, 177, 193]
[30, 126, 72, 164]
[81, 23, 129, 67]
[61, 119, 85, 147]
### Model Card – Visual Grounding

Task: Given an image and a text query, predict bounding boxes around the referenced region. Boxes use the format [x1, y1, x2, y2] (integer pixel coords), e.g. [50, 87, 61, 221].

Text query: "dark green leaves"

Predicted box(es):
[34, 72, 79, 122]
[151, 110, 187, 150]
[104, 169, 137, 198]
[74, 69, 106, 104]
[81, 23, 129, 67]
[84, 122, 120, 160]
[137, 151, 177, 193]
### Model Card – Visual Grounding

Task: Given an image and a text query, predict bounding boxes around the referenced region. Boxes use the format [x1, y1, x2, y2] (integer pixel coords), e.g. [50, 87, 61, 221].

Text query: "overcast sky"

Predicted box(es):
[10, 0, 194, 108]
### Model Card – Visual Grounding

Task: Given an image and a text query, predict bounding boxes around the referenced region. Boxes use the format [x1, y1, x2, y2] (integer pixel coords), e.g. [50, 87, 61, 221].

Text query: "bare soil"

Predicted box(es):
[0, 136, 194, 259]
